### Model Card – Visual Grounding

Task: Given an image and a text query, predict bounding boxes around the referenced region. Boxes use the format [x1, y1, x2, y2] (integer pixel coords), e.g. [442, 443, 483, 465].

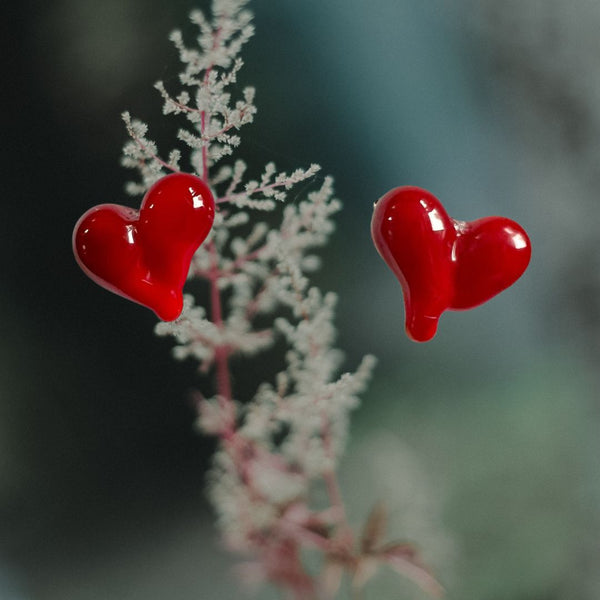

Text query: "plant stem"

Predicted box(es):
[208, 240, 233, 405]
[201, 110, 209, 183]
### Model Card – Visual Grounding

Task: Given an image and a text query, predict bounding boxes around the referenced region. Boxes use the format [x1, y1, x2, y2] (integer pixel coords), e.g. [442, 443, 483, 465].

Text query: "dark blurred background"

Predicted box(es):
[2, 1, 600, 598]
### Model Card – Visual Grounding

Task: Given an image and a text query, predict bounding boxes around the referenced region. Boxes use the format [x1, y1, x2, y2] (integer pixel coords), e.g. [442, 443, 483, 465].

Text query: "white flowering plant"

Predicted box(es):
[120, 1, 442, 598]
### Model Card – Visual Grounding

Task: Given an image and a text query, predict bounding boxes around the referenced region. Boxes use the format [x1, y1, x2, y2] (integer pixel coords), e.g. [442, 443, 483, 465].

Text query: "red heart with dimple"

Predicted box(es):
[371, 186, 531, 342]
[73, 173, 215, 321]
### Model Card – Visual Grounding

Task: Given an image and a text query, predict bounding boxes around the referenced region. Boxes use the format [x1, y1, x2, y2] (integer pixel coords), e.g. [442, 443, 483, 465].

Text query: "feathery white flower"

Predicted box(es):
[118, 1, 439, 597]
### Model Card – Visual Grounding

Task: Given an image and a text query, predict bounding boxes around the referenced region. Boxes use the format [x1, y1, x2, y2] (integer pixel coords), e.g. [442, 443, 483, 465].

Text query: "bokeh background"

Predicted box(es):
[2, 0, 600, 598]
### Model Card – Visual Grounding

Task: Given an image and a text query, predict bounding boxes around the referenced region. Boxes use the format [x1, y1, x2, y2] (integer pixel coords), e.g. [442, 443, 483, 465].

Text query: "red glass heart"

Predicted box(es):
[371, 186, 531, 342]
[73, 173, 215, 321]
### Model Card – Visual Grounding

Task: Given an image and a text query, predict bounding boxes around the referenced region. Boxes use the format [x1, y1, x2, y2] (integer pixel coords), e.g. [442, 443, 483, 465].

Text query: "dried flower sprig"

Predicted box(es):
[120, 1, 441, 597]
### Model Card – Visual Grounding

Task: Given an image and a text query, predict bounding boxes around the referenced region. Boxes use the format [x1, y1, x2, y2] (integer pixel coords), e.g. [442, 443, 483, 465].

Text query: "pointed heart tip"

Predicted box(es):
[152, 293, 184, 322]
[406, 314, 440, 343]
[155, 308, 184, 322]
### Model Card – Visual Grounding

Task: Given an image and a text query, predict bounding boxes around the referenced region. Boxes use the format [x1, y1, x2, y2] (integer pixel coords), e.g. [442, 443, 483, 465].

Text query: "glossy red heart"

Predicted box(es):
[73, 173, 215, 321]
[371, 186, 531, 342]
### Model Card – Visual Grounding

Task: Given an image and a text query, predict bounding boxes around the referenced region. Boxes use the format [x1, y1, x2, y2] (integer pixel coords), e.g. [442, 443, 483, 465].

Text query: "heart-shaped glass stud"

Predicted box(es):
[371, 186, 531, 342]
[73, 173, 215, 321]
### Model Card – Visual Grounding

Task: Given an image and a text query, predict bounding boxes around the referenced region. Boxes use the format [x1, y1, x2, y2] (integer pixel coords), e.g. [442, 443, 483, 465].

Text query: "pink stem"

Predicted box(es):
[199, 25, 223, 184]
[131, 135, 180, 173]
[208, 240, 233, 408]
[321, 416, 347, 521]
[217, 180, 290, 205]
[201, 110, 209, 183]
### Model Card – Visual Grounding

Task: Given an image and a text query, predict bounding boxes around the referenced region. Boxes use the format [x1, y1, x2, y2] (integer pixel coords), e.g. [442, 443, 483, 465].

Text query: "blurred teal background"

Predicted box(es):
[2, 0, 599, 598]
